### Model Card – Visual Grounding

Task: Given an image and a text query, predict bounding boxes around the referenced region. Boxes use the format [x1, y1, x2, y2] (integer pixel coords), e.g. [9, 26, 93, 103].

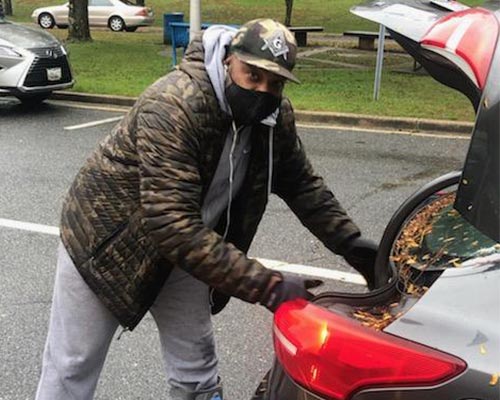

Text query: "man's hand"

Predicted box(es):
[263, 273, 323, 313]
[342, 236, 379, 289]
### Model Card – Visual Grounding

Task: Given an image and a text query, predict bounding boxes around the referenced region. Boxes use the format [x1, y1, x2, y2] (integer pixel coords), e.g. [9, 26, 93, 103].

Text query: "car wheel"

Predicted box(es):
[108, 16, 125, 32]
[125, 26, 138, 32]
[38, 13, 55, 29]
[16, 93, 52, 106]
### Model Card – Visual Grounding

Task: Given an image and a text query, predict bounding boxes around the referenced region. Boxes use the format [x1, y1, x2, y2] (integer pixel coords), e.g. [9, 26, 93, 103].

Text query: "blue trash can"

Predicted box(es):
[163, 12, 184, 44]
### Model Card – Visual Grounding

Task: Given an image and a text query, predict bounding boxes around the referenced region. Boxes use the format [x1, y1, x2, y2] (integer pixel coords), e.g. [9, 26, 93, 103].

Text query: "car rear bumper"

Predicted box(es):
[257, 359, 487, 400]
[123, 16, 154, 26]
[253, 360, 324, 400]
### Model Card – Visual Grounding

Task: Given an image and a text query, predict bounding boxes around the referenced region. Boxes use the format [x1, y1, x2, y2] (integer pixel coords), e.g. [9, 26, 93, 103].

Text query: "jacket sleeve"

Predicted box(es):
[274, 99, 361, 254]
[136, 89, 281, 304]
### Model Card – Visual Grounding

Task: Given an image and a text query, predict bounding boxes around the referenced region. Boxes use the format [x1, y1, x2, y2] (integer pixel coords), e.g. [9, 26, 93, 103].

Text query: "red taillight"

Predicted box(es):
[273, 299, 466, 400]
[135, 7, 148, 16]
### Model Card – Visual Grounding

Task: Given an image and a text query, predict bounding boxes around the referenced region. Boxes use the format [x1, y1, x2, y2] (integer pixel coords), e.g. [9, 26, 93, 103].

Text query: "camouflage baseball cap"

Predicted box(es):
[229, 18, 300, 83]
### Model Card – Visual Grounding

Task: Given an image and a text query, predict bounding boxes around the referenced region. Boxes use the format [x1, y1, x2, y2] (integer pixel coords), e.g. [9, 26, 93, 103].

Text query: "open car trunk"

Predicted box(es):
[253, 2, 500, 399]
[310, 0, 500, 330]
[351, 0, 500, 243]
[312, 170, 498, 329]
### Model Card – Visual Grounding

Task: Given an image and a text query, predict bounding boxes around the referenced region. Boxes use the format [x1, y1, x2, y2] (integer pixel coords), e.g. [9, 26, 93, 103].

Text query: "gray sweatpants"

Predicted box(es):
[35, 242, 219, 400]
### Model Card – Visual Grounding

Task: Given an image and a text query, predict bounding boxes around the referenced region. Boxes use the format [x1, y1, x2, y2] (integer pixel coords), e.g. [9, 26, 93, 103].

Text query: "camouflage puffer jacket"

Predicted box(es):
[60, 36, 360, 330]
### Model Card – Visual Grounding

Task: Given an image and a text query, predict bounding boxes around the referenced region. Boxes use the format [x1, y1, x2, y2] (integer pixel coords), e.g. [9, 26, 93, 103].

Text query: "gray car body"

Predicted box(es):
[350, 2, 500, 398]
[350, 260, 500, 400]
[257, 2, 500, 400]
[0, 21, 59, 48]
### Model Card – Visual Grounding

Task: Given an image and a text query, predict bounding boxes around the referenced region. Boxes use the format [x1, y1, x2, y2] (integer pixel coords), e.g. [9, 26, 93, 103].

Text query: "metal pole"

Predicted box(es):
[189, 0, 201, 43]
[373, 24, 386, 101]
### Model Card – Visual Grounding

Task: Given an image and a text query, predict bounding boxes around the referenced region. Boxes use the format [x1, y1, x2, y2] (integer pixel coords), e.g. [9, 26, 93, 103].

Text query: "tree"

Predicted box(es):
[3, 0, 13, 16]
[284, 0, 293, 26]
[68, 0, 92, 42]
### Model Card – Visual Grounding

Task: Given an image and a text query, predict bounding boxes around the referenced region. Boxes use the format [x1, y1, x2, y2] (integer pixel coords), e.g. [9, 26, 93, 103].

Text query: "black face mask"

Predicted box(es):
[225, 80, 281, 127]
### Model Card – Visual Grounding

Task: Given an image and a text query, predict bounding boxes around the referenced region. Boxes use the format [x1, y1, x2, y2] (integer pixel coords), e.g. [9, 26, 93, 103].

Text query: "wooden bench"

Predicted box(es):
[343, 30, 391, 50]
[288, 26, 324, 47]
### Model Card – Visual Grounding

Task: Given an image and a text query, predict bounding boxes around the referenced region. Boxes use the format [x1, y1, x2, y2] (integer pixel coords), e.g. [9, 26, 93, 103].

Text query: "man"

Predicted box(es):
[36, 19, 378, 400]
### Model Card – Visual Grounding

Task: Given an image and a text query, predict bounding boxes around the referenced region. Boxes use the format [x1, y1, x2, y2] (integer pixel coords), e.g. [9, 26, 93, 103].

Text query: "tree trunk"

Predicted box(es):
[136, 0, 145, 6]
[68, 0, 92, 42]
[3, 0, 13, 16]
[284, 0, 293, 27]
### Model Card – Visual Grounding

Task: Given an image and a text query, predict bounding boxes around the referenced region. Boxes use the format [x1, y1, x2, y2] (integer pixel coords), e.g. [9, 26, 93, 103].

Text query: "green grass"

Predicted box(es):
[11, 0, 487, 32]
[48, 30, 166, 96]
[47, 30, 476, 121]
[10, 0, 484, 121]
[286, 68, 475, 120]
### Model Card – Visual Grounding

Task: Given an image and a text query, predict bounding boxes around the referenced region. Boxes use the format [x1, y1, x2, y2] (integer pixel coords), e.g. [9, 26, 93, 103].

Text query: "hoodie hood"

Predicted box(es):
[203, 25, 279, 127]
[203, 25, 238, 115]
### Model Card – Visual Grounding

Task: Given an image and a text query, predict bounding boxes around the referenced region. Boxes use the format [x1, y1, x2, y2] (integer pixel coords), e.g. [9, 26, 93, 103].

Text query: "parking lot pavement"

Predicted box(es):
[0, 99, 470, 399]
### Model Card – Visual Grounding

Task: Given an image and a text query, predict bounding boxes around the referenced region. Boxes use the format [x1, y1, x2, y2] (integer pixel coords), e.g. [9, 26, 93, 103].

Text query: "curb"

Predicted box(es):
[294, 110, 474, 135]
[51, 91, 474, 135]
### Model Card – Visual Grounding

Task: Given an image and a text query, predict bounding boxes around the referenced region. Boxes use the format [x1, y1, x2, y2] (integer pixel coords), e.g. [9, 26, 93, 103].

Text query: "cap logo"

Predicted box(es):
[261, 30, 289, 60]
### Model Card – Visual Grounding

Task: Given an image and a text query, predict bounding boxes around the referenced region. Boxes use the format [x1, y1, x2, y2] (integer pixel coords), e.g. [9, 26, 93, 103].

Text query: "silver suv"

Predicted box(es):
[0, 11, 73, 105]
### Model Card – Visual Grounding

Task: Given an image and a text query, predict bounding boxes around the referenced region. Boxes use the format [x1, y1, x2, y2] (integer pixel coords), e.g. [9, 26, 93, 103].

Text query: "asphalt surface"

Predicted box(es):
[0, 97, 470, 399]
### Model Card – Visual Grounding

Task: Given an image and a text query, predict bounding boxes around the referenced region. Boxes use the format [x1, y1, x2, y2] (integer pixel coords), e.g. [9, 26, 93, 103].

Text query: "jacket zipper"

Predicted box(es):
[92, 220, 128, 259]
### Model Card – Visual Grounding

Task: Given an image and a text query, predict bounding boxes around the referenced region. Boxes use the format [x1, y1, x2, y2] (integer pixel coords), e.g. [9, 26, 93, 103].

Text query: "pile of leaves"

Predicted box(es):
[353, 193, 456, 330]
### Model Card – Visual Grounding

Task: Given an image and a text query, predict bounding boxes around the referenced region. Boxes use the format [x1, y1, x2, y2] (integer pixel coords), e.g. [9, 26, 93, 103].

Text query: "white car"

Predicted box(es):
[0, 14, 73, 104]
[32, 0, 154, 32]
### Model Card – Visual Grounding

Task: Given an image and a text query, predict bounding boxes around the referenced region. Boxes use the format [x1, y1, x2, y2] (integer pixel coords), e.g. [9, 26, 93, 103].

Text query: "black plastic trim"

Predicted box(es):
[372, 170, 462, 287]
[313, 171, 462, 307]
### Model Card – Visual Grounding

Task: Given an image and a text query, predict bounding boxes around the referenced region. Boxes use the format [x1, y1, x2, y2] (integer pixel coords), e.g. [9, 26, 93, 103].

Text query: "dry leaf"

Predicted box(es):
[352, 194, 463, 333]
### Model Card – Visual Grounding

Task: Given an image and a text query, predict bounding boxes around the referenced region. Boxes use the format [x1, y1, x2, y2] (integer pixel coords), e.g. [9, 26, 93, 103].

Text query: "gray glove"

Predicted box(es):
[263, 273, 323, 313]
[342, 236, 379, 289]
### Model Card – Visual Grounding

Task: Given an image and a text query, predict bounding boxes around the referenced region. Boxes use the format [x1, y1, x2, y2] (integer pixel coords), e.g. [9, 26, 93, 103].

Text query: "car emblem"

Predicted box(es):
[45, 49, 57, 59]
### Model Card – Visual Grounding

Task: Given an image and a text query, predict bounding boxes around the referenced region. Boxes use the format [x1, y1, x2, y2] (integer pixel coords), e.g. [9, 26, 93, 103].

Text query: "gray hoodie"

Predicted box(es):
[201, 25, 277, 237]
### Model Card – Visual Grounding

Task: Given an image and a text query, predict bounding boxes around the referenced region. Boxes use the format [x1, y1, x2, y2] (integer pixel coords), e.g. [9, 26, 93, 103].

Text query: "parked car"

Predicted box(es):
[0, 12, 73, 104]
[253, 1, 500, 400]
[31, 0, 154, 32]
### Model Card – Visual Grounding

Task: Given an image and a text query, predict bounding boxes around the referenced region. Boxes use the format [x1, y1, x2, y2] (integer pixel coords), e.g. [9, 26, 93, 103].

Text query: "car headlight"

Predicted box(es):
[0, 46, 23, 58]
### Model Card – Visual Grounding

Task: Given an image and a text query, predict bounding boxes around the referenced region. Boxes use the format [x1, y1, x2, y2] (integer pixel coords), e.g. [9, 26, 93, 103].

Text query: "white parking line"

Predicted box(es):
[48, 100, 130, 113]
[0, 218, 59, 236]
[64, 116, 123, 131]
[0, 217, 363, 285]
[257, 258, 364, 284]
